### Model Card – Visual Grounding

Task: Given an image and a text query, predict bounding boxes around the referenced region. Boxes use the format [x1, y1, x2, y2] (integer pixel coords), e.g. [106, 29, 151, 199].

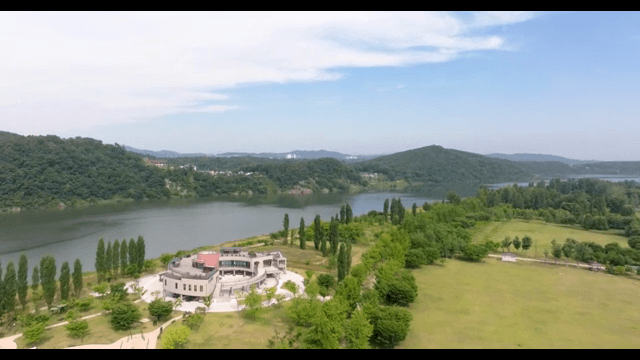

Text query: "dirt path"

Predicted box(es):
[487, 254, 605, 270]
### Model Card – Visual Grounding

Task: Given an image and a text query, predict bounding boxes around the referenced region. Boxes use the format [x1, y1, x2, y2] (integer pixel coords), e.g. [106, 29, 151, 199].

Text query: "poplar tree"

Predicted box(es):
[321, 218, 328, 257]
[73, 259, 83, 298]
[390, 198, 397, 224]
[338, 243, 347, 283]
[105, 241, 112, 275]
[112, 240, 120, 277]
[137, 235, 146, 272]
[345, 204, 353, 224]
[40, 256, 57, 308]
[299, 218, 306, 250]
[128, 238, 137, 275]
[0, 263, 4, 320]
[95, 237, 105, 282]
[283, 214, 290, 245]
[412, 203, 418, 216]
[31, 265, 39, 292]
[383, 199, 390, 221]
[314, 215, 323, 251]
[59, 261, 71, 301]
[18, 253, 28, 310]
[397, 198, 405, 225]
[340, 205, 346, 224]
[120, 240, 128, 272]
[4, 261, 17, 313]
[330, 218, 339, 256]
[346, 240, 352, 274]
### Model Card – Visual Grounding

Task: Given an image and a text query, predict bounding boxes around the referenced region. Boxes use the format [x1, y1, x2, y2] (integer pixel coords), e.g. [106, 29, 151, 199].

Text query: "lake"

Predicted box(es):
[0, 192, 435, 272]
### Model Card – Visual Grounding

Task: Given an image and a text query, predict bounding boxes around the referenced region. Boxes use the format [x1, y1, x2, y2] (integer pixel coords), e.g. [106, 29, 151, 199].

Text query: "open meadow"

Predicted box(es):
[400, 258, 640, 348]
[472, 219, 629, 257]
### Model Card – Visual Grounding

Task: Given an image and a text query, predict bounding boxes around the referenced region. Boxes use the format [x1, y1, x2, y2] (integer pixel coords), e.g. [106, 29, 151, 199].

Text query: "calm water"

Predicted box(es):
[0, 192, 435, 272]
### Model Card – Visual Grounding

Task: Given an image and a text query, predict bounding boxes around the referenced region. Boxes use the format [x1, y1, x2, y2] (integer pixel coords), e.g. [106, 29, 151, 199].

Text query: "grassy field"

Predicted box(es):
[400, 258, 640, 348]
[472, 219, 629, 256]
[14, 299, 168, 349]
[156, 304, 292, 349]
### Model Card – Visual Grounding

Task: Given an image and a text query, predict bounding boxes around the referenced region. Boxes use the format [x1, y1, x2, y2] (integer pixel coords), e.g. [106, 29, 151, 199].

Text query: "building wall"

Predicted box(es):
[163, 272, 217, 297]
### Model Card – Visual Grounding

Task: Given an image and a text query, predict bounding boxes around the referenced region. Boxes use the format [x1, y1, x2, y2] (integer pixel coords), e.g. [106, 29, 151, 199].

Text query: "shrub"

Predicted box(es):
[148, 298, 174, 321]
[110, 302, 141, 330]
[316, 274, 335, 289]
[369, 306, 412, 349]
[162, 325, 191, 349]
[183, 313, 204, 331]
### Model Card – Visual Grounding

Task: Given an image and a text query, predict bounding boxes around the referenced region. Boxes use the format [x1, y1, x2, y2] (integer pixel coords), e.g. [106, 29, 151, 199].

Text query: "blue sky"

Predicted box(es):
[2, 12, 640, 160]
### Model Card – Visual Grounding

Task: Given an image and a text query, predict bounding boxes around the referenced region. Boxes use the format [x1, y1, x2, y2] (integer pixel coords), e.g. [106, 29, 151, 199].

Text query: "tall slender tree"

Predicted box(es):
[397, 198, 405, 225]
[390, 198, 397, 224]
[299, 218, 306, 250]
[73, 259, 83, 298]
[129, 238, 137, 275]
[330, 218, 339, 256]
[337, 243, 347, 283]
[105, 241, 112, 276]
[0, 263, 4, 320]
[137, 235, 146, 272]
[283, 213, 290, 245]
[383, 199, 390, 221]
[40, 256, 57, 308]
[4, 261, 17, 313]
[346, 240, 352, 274]
[120, 240, 128, 273]
[59, 261, 71, 301]
[314, 215, 323, 251]
[412, 203, 418, 216]
[31, 265, 39, 292]
[95, 237, 105, 282]
[321, 220, 328, 257]
[18, 253, 28, 310]
[112, 240, 120, 278]
[340, 205, 346, 224]
[345, 204, 353, 224]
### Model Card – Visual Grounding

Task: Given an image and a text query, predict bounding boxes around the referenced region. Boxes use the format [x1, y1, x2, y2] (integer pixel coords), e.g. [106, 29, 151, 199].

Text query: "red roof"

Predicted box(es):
[196, 253, 219, 268]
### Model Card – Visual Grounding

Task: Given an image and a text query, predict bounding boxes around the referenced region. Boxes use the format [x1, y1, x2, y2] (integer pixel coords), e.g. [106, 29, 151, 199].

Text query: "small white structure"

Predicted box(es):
[501, 253, 517, 263]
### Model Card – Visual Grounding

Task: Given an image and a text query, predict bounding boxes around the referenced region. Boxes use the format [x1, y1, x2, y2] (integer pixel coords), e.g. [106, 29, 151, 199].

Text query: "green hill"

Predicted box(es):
[354, 145, 534, 184]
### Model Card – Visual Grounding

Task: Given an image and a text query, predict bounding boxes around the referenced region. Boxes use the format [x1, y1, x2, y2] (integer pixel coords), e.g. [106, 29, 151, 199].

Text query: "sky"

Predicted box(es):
[1, 11, 640, 161]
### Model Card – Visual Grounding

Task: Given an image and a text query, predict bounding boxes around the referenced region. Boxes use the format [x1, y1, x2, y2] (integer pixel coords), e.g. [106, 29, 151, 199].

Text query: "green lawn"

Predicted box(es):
[400, 259, 640, 348]
[156, 304, 291, 349]
[472, 219, 629, 257]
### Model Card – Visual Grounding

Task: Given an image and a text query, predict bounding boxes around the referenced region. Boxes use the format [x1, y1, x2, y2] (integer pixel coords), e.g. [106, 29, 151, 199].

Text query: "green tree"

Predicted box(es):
[17, 253, 28, 310]
[446, 191, 462, 204]
[302, 312, 340, 349]
[501, 236, 512, 252]
[4, 261, 17, 313]
[65, 320, 89, 343]
[512, 236, 521, 252]
[31, 265, 39, 292]
[412, 202, 418, 216]
[136, 235, 146, 272]
[242, 284, 263, 320]
[40, 256, 57, 308]
[345, 203, 353, 224]
[162, 325, 191, 349]
[383, 199, 390, 221]
[329, 218, 339, 255]
[110, 302, 141, 330]
[283, 213, 290, 245]
[59, 261, 71, 302]
[120, 240, 128, 272]
[338, 243, 348, 283]
[73, 259, 83, 298]
[148, 298, 174, 321]
[390, 198, 397, 224]
[95, 237, 105, 282]
[128, 238, 137, 275]
[370, 306, 412, 349]
[105, 241, 112, 276]
[522, 235, 532, 251]
[344, 310, 373, 349]
[112, 240, 120, 278]
[23, 322, 46, 346]
[93, 282, 109, 298]
[313, 215, 323, 251]
[340, 205, 346, 224]
[299, 217, 306, 250]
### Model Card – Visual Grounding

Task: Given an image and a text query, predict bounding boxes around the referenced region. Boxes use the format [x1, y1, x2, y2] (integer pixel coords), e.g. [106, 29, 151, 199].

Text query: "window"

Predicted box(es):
[175, 283, 178, 289]
[200, 285, 203, 292]
[184, 284, 186, 290]
[164, 280, 167, 285]
[189, 285, 192, 291]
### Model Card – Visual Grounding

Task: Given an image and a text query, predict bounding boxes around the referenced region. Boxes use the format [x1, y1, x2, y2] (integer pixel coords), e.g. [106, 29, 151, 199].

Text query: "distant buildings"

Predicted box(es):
[144, 158, 167, 167]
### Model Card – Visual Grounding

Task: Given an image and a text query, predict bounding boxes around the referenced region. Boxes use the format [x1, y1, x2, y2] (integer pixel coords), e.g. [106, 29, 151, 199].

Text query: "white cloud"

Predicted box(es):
[0, 11, 536, 134]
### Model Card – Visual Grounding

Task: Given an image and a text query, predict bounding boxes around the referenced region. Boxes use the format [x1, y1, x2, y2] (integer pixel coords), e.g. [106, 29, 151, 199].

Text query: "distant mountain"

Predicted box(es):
[354, 145, 534, 184]
[486, 153, 594, 166]
[124, 146, 211, 158]
[216, 149, 379, 161]
[0, 131, 22, 144]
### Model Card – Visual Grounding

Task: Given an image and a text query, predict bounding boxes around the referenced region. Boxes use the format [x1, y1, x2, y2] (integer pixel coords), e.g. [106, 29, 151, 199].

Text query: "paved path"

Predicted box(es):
[488, 254, 605, 270]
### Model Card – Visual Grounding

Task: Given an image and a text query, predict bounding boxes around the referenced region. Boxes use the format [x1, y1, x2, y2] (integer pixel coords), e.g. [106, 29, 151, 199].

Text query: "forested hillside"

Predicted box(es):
[353, 145, 534, 184]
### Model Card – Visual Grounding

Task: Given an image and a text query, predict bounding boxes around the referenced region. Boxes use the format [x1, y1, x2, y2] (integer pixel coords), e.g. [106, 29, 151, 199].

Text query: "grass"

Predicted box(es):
[156, 304, 292, 349]
[400, 258, 640, 348]
[471, 219, 629, 257]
